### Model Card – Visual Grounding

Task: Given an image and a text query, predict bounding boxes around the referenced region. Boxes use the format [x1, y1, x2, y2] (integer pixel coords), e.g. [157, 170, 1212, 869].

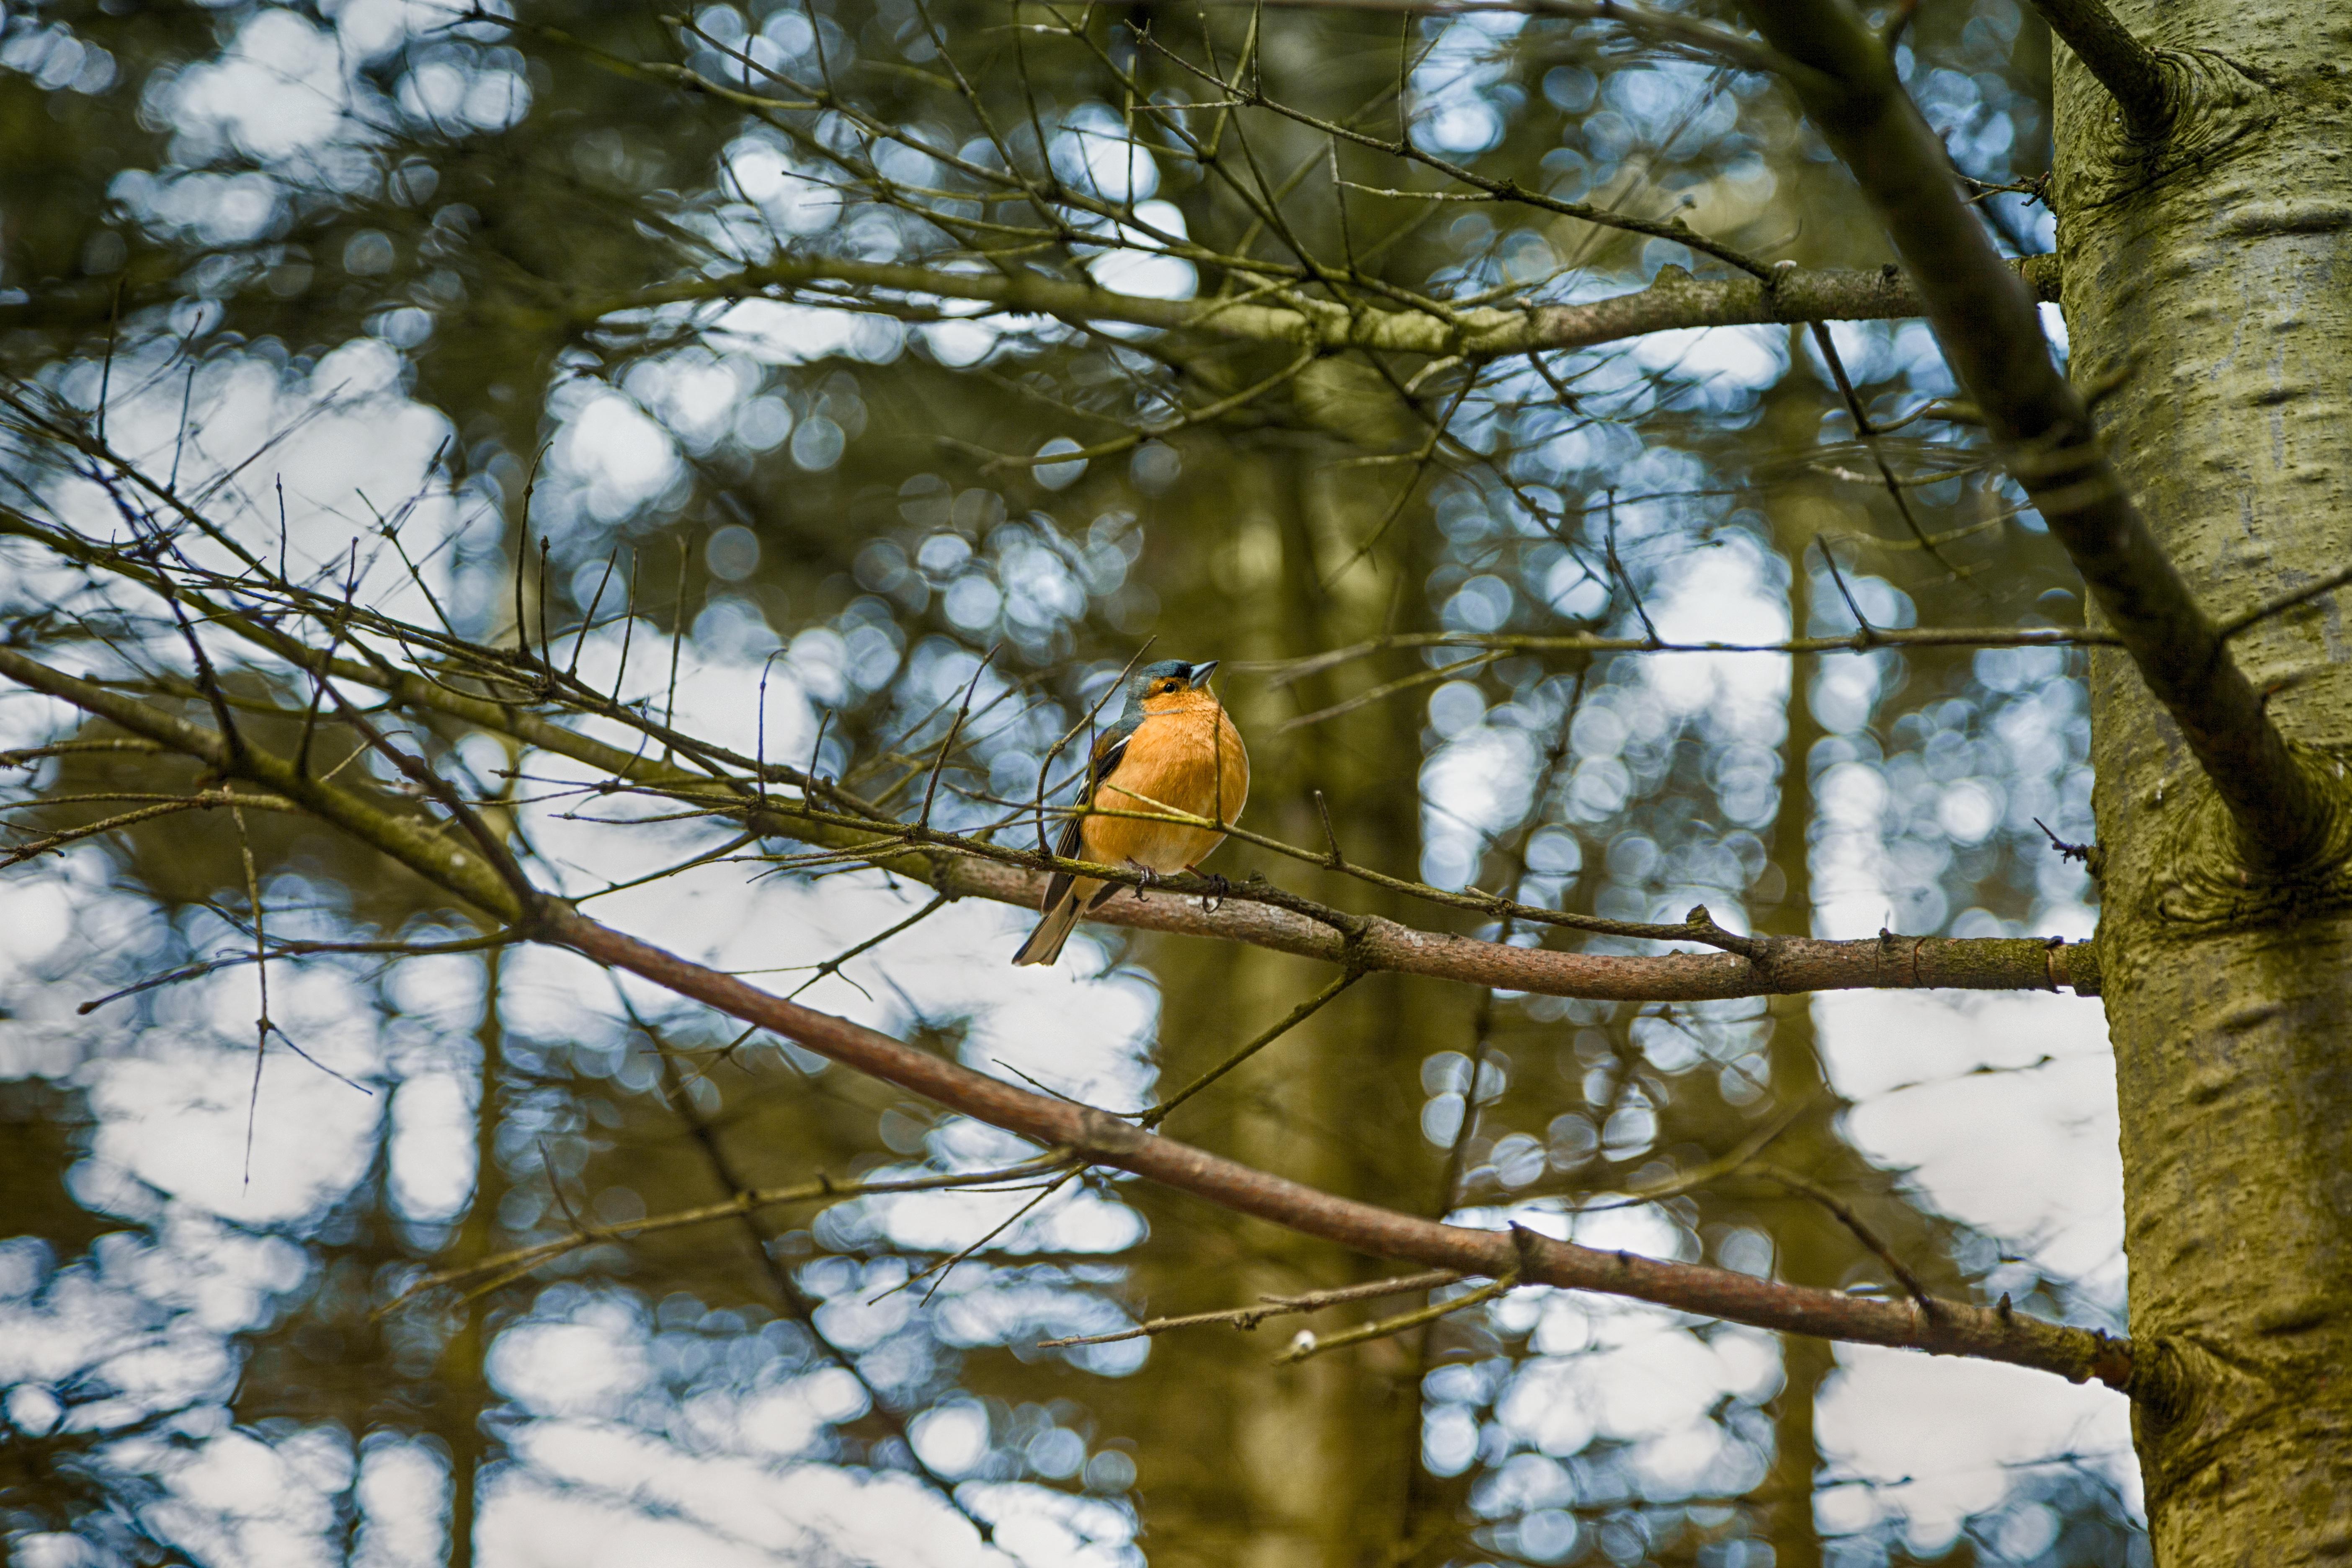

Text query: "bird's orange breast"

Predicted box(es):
[1083, 696, 1249, 874]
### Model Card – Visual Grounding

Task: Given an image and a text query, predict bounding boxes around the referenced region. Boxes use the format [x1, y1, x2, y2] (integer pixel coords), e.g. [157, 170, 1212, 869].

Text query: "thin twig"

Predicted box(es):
[1142, 971, 1362, 1127]
[1040, 1268, 1463, 1348]
[1035, 642, 1154, 856]
[75, 930, 526, 1016]
[920, 646, 999, 830]
[384, 1151, 1072, 1306]
[1277, 1273, 1516, 1363]
[1239, 622, 2116, 691]
[2214, 562, 2352, 640]
[1751, 1163, 1935, 1315]
[1807, 320, 1970, 581]
[784, 892, 956, 1000]
[231, 800, 268, 1188]
[0, 792, 294, 872]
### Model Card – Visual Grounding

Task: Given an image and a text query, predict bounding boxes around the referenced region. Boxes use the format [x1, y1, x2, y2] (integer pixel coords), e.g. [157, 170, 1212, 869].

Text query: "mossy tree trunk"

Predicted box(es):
[2051, 7, 2352, 1555]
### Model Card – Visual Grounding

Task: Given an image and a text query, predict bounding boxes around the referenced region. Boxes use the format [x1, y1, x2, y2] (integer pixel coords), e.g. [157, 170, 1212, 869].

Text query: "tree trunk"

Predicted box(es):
[433, 947, 505, 1568]
[1121, 442, 1467, 1567]
[1754, 486, 1835, 1568]
[2052, 8, 2352, 1556]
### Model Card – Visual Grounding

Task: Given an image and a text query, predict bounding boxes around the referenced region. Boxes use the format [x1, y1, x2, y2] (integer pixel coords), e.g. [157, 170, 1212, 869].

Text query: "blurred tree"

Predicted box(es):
[3, 0, 2333, 1564]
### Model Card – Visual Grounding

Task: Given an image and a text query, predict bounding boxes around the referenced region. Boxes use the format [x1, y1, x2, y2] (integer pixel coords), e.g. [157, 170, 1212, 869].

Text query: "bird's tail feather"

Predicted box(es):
[1011, 893, 1083, 967]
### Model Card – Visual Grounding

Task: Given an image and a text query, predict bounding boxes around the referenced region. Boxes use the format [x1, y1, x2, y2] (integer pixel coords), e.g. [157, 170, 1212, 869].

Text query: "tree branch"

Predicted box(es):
[1039, 1268, 1465, 1348]
[1734, 0, 2333, 867]
[0, 504, 2122, 1003]
[1276, 1274, 1517, 1364]
[549, 906, 2142, 1394]
[387, 1155, 1070, 1305]
[0, 644, 2141, 1390]
[2028, 0, 2172, 135]
[1239, 622, 2124, 690]
[602, 251, 2059, 363]
[1225, 0, 1800, 75]
[0, 647, 529, 924]
[0, 627, 2100, 1002]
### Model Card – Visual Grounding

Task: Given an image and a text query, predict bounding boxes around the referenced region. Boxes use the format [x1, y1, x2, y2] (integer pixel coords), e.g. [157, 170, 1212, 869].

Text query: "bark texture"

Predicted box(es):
[2053, 5, 2352, 1557]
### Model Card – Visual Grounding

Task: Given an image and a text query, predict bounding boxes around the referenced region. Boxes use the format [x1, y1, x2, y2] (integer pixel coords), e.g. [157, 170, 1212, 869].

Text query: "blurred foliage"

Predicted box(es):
[0, 0, 2135, 1565]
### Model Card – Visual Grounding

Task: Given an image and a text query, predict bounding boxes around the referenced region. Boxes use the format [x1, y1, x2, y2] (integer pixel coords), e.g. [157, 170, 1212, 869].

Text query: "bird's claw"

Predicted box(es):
[1197, 873, 1233, 913]
[1129, 866, 1161, 900]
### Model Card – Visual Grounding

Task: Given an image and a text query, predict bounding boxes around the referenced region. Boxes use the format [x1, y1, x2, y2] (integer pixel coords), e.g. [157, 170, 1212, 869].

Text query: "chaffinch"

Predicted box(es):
[1011, 658, 1249, 966]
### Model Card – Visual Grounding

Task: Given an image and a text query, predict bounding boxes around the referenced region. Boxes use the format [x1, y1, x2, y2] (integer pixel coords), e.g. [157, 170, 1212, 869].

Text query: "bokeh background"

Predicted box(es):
[0, 2, 2145, 1564]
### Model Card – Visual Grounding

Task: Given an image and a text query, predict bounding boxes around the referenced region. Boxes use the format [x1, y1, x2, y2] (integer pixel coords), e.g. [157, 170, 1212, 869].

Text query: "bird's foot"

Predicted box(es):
[1128, 864, 1161, 900]
[1197, 873, 1233, 913]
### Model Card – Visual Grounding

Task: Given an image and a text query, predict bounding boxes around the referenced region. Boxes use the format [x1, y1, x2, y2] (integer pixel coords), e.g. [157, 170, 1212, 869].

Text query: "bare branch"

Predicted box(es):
[1039, 1268, 1464, 1348]
[1240, 622, 2119, 689]
[1750, 1164, 1934, 1315]
[75, 931, 526, 1016]
[1098, 0, 1797, 79]
[41, 660, 2089, 996]
[386, 1154, 1071, 1305]
[0, 789, 295, 871]
[1143, 971, 1362, 1127]
[0, 642, 2100, 1002]
[602, 251, 2059, 363]
[0, 647, 530, 923]
[1276, 1273, 1516, 1364]
[1, 738, 168, 767]
[551, 906, 2143, 1394]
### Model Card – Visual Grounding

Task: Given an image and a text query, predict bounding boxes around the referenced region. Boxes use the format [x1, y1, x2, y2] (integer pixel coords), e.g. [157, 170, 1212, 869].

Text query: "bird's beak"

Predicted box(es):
[1189, 660, 1219, 689]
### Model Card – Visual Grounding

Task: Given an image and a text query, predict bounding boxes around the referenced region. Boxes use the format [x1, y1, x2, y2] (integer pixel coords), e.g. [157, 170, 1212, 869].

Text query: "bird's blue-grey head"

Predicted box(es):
[1120, 658, 1219, 718]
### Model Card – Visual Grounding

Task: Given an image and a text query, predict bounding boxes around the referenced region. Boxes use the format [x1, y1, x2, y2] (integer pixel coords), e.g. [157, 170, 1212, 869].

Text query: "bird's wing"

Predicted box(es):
[1038, 721, 1134, 909]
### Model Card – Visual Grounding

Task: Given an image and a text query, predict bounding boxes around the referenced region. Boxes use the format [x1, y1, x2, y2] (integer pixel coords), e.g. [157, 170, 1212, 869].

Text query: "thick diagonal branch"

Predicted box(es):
[1736, 0, 2330, 866]
[551, 908, 2140, 1393]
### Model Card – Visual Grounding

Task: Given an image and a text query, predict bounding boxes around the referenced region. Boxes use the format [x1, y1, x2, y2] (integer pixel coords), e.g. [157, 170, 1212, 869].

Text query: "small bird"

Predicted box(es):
[1012, 658, 1250, 967]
